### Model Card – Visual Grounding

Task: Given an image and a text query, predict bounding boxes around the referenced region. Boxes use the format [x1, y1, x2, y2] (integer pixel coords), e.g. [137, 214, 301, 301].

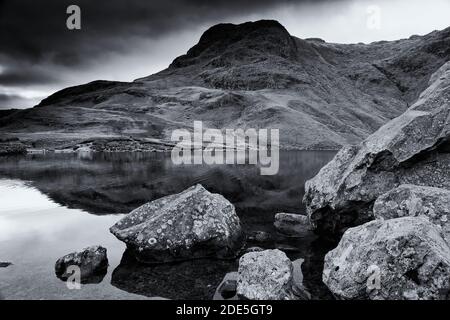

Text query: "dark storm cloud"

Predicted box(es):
[0, 93, 41, 110]
[0, 66, 60, 86]
[0, 0, 340, 85]
[0, 93, 18, 103]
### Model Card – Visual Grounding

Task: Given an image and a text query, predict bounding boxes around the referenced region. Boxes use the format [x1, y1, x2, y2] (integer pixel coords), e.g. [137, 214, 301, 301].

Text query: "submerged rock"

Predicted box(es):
[304, 61, 450, 236]
[274, 212, 313, 237]
[110, 184, 245, 263]
[275, 243, 301, 253]
[214, 272, 238, 300]
[323, 216, 450, 300]
[112, 249, 236, 300]
[237, 249, 296, 300]
[0, 262, 12, 268]
[374, 184, 450, 242]
[55, 245, 108, 284]
[292, 258, 311, 300]
[247, 230, 272, 243]
[243, 246, 264, 254]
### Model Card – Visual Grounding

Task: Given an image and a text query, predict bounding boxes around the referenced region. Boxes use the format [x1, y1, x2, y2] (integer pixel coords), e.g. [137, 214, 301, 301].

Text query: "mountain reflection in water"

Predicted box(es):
[0, 151, 335, 229]
[0, 150, 336, 299]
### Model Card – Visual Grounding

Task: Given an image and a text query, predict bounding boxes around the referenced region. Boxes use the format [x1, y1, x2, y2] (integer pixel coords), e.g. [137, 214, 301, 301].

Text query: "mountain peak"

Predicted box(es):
[199, 20, 289, 44]
[169, 20, 297, 69]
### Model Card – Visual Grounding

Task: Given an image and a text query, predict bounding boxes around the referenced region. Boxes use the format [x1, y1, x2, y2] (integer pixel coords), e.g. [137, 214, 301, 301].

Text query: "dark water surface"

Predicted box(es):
[0, 151, 336, 300]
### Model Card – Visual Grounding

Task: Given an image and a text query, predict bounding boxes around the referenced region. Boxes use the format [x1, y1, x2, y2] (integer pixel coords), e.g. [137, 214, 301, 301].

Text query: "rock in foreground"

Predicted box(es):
[55, 245, 108, 284]
[374, 184, 450, 242]
[323, 217, 450, 300]
[237, 249, 296, 300]
[304, 61, 450, 235]
[110, 184, 245, 263]
[274, 212, 313, 237]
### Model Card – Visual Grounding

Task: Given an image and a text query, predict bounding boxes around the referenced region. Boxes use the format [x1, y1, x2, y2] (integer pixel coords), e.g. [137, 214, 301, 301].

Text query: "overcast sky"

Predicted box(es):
[0, 0, 449, 110]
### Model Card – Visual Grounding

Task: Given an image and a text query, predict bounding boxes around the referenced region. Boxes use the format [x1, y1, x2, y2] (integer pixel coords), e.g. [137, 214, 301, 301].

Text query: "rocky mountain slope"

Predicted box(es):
[304, 61, 450, 300]
[304, 60, 450, 235]
[1, 20, 449, 150]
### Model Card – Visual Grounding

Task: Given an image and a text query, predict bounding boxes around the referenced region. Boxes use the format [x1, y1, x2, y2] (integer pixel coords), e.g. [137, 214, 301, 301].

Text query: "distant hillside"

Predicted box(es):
[1, 20, 449, 150]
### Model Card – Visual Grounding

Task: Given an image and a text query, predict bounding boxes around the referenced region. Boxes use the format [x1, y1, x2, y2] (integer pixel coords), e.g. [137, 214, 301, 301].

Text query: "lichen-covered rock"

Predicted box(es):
[274, 212, 313, 237]
[55, 245, 108, 284]
[110, 184, 245, 263]
[237, 249, 296, 300]
[374, 184, 450, 242]
[304, 61, 450, 235]
[323, 216, 450, 300]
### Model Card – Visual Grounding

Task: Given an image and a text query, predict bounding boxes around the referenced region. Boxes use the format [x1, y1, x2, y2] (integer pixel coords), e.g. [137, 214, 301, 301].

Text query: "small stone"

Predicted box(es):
[247, 231, 271, 243]
[274, 213, 313, 237]
[213, 272, 238, 300]
[55, 245, 108, 284]
[237, 249, 297, 300]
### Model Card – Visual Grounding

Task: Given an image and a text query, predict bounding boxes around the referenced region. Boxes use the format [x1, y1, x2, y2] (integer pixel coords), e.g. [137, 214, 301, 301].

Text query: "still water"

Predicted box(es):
[0, 151, 335, 300]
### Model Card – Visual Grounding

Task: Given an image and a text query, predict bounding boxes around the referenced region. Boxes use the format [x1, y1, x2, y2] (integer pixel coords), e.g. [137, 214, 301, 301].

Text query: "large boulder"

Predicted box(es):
[374, 184, 450, 242]
[55, 245, 108, 284]
[237, 249, 295, 300]
[323, 216, 450, 300]
[110, 184, 245, 263]
[274, 212, 313, 237]
[304, 61, 450, 235]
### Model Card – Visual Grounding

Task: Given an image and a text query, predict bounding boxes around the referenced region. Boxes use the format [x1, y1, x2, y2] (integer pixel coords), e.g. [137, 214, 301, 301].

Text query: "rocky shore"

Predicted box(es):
[0, 138, 27, 156]
[53, 59, 449, 300]
[304, 61, 450, 299]
[304, 61, 450, 236]
[57, 137, 173, 153]
[54, 184, 316, 299]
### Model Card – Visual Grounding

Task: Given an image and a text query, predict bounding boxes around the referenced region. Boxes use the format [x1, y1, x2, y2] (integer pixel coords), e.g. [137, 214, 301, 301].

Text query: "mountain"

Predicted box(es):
[1, 20, 449, 150]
